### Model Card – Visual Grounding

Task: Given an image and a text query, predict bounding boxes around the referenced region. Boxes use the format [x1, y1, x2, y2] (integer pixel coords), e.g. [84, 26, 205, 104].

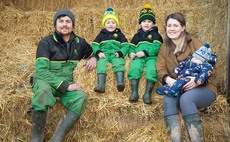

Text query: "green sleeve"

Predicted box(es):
[120, 42, 130, 57]
[128, 43, 136, 57]
[147, 40, 162, 56]
[92, 42, 101, 54]
[34, 58, 69, 93]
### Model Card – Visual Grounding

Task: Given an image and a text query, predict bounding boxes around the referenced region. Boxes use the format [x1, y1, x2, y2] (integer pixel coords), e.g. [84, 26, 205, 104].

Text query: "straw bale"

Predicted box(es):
[0, 0, 229, 141]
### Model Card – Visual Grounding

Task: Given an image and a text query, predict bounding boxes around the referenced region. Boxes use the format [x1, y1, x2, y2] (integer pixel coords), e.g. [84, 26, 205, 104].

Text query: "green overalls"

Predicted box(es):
[128, 27, 163, 82]
[92, 28, 129, 74]
[31, 31, 94, 116]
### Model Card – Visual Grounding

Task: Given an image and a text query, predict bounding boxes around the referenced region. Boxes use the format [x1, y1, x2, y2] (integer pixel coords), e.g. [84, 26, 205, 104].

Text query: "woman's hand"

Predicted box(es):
[183, 76, 198, 91]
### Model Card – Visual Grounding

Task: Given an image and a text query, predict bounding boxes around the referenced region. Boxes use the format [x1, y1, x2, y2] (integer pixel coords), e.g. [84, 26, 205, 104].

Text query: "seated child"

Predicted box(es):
[156, 43, 217, 97]
[92, 8, 129, 93]
[128, 4, 163, 104]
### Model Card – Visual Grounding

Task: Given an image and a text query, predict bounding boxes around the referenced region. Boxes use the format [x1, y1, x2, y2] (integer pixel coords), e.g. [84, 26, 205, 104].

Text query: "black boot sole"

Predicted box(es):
[94, 87, 105, 93]
[117, 84, 125, 92]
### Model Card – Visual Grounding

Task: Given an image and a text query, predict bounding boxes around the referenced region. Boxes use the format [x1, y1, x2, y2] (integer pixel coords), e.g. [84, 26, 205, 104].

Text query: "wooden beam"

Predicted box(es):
[227, 0, 230, 105]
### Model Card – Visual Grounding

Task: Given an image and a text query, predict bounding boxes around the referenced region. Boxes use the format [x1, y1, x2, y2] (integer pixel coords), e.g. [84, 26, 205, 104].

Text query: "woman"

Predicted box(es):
[156, 12, 217, 142]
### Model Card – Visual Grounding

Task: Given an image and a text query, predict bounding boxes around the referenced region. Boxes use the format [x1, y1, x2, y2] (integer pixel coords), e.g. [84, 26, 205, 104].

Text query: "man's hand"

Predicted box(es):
[67, 83, 83, 91]
[85, 57, 97, 71]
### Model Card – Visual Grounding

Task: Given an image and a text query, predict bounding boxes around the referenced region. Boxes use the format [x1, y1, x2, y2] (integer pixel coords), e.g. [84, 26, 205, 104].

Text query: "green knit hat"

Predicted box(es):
[139, 4, 155, 24]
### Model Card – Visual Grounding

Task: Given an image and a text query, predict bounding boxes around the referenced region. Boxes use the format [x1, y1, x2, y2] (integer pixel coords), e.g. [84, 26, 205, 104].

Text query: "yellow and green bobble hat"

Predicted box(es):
[102, 7, 119, 27]
[139, 4, 155, 24]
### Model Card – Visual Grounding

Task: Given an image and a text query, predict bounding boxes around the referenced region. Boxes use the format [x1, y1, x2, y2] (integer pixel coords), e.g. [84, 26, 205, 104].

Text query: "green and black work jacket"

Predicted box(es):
[92, 28, 129, 58]
[129, 26, 163, 57]
[32, 31, 94, 93]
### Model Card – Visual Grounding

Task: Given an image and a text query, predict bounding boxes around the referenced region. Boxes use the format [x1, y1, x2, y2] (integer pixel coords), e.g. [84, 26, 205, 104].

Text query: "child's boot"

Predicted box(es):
[143, 81, 154, 104]
[94, 73, 106, 93]
[116, 71, 125, 92]
[129, 79, 139, 102]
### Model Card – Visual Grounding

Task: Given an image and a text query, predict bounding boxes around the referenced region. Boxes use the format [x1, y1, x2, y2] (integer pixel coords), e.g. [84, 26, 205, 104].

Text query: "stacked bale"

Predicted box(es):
[0, 0, 229, 141]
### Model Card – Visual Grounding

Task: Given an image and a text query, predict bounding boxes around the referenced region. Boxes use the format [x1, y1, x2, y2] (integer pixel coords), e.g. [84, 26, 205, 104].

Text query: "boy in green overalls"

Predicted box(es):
[92, 8, 129, 93]
[128, 4, 163, 104]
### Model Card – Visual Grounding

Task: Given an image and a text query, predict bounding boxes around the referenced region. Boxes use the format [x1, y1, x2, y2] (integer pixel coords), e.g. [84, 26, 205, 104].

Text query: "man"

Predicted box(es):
[30, 9, 97, 142]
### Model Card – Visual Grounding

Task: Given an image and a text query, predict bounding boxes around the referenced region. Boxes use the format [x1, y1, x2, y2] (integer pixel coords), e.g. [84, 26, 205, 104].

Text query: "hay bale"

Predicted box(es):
[0, 0, 229, 141]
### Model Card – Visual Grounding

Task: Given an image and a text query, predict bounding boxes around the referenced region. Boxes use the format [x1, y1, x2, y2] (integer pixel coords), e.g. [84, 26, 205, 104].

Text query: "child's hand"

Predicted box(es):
[99, 53, 106, 58]
[136, 51, 145, 58]
[130, 53, 136, 60]
[115, 52, 119, 58]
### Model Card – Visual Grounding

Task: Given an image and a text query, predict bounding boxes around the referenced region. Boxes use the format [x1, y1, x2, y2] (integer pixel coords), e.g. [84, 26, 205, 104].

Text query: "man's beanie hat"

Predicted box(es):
[193, 43, 212, 62]
[102, 7, 119, 27]
[53, 9, 75, 27]
[139, 4, 155, 24]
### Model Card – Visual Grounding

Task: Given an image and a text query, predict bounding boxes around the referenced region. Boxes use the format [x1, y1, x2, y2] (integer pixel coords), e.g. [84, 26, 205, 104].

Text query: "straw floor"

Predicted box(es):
[0, 0, 229, 142]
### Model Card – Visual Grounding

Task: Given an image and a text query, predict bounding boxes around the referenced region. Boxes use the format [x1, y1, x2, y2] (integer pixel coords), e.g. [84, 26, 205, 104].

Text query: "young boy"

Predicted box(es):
[92, 8, 129, 93]
[128, 4, 163, 104]
[156, 43, 217, 97]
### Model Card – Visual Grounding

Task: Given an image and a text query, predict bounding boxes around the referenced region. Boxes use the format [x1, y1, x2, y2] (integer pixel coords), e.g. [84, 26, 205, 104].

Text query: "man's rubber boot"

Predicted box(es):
[94, 73, 106, 93]
[31, 110, 47, 142]
[49, 109, 80, 142]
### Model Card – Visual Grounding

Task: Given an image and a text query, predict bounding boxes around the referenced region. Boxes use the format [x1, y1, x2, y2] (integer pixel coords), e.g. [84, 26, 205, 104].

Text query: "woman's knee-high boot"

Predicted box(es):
[165, 115, 182, 142]
[183, 113, 203, 142]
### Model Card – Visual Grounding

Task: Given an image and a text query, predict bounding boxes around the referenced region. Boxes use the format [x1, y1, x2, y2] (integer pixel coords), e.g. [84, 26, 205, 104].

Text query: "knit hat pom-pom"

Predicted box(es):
[204, 43, 210, 48]
[106, 7, 113, 11]
[102, 7, 119, 26]
[144, 4, 152, 9]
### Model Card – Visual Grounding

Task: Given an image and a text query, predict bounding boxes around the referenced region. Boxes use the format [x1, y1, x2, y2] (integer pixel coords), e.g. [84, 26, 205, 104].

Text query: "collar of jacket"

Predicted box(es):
[53, 31, 77, 44]
[101, 28, 121, 34]
[138, 26, 159, 34]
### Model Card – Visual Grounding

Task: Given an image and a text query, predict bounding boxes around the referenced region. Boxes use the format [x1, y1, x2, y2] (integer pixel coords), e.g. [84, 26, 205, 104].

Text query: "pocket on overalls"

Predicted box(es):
[30, 76, 35, 87]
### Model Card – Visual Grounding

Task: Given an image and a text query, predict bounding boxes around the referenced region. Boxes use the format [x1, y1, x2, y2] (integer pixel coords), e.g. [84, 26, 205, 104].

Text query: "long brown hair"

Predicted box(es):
[164, 12, 192, 55]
